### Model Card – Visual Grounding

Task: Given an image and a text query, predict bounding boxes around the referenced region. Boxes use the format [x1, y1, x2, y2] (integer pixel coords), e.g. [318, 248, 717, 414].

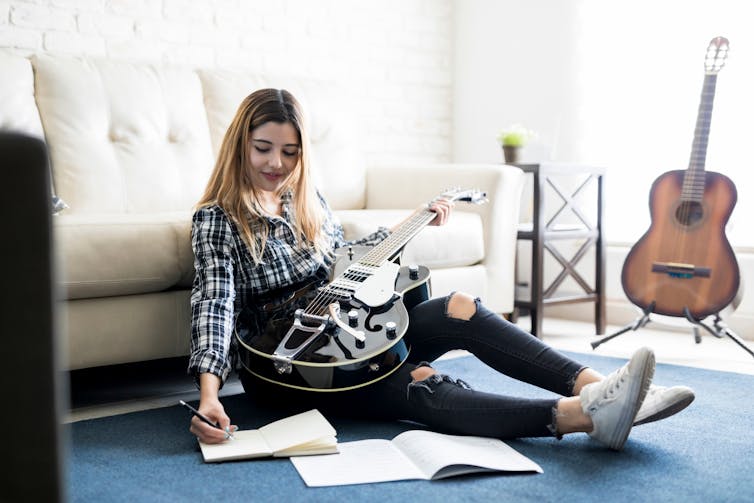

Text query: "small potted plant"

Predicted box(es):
[497, 124, 535, 164]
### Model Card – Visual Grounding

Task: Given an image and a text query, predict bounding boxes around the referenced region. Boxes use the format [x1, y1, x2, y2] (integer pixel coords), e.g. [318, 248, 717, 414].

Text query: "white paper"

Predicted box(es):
[291, 439, 425, 487]
[198, 409, 336, 462]
[392, 430, 543, 479]
[199, 430, 271, 462]
[291, 430, 542, 487]
[259, 409, 336, 453]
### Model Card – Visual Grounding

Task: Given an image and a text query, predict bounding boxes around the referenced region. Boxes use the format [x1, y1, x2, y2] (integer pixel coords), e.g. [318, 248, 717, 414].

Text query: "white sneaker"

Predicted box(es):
[580, 347, 655, 450]
[634, 384, 695, 426]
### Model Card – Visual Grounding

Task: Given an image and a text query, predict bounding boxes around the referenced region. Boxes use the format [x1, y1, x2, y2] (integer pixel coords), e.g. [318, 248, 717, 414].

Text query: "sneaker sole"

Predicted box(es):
[606, 348, 655, 450]
[634, 390, 695, 426]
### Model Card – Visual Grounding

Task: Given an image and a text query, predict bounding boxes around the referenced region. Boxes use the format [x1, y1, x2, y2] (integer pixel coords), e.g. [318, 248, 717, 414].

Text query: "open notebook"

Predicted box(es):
[198, 409, 337, 463]
[291, 429, 542, 486]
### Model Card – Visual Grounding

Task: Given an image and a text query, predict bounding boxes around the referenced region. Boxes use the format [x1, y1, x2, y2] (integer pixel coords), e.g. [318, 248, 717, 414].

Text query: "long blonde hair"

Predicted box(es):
[197, 88, 327, 263]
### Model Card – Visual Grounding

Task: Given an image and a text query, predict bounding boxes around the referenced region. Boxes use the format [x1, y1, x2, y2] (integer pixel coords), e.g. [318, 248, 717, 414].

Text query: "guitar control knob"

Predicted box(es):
[386, 321, 397, 340]
[409, 264, 419, 280]
[348, 310, 359, 327]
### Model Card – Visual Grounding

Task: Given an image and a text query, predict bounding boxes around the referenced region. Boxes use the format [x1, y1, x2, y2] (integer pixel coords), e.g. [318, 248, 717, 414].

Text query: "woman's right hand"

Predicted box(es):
[189, 397, 236, 444]
[190, 372, 237, 444]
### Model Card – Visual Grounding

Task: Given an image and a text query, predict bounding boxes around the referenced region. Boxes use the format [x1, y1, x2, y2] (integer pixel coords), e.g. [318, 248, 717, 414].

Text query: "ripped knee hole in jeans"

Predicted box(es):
[406, 361, 472, 400]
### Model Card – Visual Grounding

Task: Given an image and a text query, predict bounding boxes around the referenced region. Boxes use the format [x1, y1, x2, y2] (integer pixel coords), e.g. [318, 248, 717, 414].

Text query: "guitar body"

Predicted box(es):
[236, 246, 432, 391]
[622, 169, 739, 318]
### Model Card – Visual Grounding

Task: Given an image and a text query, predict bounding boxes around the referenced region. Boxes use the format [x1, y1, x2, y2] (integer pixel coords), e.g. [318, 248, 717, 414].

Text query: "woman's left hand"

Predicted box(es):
[427, 198, 454, 226]
[390, 198, 454, 233]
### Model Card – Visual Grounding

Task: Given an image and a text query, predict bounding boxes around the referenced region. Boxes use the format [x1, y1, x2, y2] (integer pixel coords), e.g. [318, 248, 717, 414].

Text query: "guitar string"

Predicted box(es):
[305, 196, 450, 316]
[675, 73, 716, 264]
[299, 192, 456, 317]
[303, 211, 434, 319]
[303, 208, 438, 318]
[305, 209, 436, 315]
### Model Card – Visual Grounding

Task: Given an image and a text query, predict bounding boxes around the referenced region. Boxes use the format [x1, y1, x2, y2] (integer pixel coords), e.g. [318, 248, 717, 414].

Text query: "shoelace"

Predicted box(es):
[599, 364, 628, 400]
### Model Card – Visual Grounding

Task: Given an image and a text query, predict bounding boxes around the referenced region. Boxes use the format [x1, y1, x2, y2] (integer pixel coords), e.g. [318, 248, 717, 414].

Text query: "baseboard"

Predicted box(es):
[545, 299, 754, 341]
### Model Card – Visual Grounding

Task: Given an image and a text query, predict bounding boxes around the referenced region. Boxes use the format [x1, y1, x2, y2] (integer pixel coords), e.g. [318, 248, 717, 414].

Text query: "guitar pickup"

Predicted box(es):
[651, 262, 711, 279]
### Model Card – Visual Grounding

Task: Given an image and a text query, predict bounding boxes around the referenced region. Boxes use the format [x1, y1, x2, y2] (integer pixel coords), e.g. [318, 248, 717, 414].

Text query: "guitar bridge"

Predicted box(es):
[652, 262, 711, 279]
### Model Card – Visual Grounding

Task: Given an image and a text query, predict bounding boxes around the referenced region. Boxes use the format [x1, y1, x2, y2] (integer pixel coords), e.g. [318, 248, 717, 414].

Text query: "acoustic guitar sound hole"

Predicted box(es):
[675, 201, 704, 227]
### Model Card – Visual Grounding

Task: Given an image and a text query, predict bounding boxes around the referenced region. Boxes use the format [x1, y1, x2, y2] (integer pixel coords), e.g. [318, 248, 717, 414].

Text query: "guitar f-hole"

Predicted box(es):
[363, 294, 401, 332]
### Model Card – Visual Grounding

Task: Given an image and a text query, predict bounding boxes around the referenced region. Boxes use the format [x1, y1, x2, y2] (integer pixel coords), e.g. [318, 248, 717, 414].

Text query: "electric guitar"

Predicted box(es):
[621, 36, 740, 319]
[235, 187, 488, 391]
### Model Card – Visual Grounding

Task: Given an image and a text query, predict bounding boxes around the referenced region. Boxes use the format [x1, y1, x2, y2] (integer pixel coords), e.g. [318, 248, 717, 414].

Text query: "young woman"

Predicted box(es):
[188, 88, 694, 451]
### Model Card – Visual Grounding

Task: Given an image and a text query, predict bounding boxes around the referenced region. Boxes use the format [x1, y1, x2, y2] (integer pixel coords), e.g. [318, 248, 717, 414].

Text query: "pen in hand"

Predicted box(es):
[179, 400, 235, 440]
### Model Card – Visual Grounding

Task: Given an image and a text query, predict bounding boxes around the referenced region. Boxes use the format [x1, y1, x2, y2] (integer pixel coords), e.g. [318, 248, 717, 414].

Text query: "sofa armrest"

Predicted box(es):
[365, 163, 525, 313]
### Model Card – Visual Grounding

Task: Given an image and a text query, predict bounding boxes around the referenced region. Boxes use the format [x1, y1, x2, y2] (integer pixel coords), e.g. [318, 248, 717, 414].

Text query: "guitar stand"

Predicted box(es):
[590, 302, 655, 350]
[590, 301, 754, 359]
[683, 308, 754, 359]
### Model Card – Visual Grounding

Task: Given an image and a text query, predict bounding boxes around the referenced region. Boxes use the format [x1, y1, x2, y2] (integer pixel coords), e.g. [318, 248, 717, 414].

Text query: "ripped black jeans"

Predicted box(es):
[240, 294, 586, 439]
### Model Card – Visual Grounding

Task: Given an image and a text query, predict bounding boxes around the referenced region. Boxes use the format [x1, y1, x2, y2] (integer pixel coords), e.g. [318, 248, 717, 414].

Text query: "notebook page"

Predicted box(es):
[259, 409, 337, 453]
[291, 439, 425, 487]
[392, 430, 542, 479]
[199, 429, 271, 462]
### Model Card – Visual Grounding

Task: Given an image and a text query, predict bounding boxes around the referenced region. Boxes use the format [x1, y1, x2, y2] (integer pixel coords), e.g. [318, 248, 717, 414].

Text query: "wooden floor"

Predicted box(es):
[66, 316, 754, 423]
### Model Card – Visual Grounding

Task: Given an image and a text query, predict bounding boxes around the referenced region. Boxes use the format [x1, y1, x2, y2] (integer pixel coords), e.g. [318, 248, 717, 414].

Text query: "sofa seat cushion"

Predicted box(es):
[335, 209, 485, 269]
[55, 212, 194, 300]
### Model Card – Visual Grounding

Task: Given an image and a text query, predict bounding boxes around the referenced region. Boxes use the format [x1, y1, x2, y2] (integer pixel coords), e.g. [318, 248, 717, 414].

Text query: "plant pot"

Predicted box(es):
[502, 145, 520, 164]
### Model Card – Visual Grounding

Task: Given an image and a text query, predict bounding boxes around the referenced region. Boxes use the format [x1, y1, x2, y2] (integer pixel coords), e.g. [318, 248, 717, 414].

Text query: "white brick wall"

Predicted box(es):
[1, 0, 453, 165]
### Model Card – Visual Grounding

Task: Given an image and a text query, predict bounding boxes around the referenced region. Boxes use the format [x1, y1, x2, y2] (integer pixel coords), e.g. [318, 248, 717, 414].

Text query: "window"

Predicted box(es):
[572, 0, 753, 248]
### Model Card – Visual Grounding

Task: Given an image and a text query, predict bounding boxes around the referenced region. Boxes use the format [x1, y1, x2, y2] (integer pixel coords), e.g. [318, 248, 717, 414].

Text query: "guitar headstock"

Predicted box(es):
[435, 187, 488, 205]
[704, 36, 729, 75]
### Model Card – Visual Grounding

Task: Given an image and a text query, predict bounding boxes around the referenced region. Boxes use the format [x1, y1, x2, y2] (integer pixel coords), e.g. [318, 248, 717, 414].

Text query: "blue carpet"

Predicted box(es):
[68, 351, 754, 502]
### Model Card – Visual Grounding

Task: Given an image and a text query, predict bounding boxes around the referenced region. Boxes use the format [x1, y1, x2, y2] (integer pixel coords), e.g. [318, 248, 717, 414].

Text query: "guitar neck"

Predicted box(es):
[358, 208, 436, 266]
[305, 188, 485, 317]
[305, 208, 435, 317]
[683, 73, 718, 201]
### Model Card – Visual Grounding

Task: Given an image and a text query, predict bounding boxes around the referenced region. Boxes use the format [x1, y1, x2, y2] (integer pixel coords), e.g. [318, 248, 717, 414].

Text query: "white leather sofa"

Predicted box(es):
[0, 51, 524, 371]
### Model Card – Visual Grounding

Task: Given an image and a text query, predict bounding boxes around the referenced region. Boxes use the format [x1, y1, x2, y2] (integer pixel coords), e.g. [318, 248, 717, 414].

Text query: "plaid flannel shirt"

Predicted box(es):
[188, 191, 390, 385]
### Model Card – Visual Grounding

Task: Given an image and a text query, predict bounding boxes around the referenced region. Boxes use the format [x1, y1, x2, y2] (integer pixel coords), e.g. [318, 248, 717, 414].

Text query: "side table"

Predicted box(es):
[512, 163, 606, 338]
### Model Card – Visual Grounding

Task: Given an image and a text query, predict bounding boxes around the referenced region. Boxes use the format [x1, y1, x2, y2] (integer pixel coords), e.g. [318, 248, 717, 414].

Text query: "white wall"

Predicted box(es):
[5, 0, 752, 341]
[452, 0, 580, 164]
[453, 0, 754, 340]
[1, 0, 454, 167]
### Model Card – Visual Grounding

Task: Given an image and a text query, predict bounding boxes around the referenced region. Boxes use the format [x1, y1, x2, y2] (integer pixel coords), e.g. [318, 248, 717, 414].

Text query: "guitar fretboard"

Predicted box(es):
[682, 73, 718, 202]
[359, 209, 437, 266]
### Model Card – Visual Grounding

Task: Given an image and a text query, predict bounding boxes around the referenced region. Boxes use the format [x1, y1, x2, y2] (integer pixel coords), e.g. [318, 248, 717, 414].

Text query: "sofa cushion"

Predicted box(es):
[335, 209, 485, 268]
[56, 212, 194, 300]
[32, 55, 214, 215]
[199, 70, 366, 211]
[0, 51, 70, 213]
[0, 51, 44, 138]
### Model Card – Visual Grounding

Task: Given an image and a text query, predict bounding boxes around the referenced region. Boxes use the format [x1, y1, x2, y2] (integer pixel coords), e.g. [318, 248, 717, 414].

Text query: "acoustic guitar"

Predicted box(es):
[235, 188, 487, 391]
[621, 36, 740, 319]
